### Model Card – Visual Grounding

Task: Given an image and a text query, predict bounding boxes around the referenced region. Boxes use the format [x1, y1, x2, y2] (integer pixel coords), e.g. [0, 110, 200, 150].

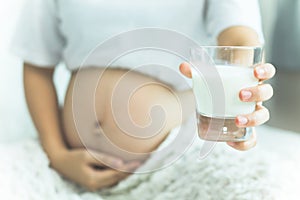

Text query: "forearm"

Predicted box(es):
[218, 26, 261, 46]
[23, 63, 67, 161]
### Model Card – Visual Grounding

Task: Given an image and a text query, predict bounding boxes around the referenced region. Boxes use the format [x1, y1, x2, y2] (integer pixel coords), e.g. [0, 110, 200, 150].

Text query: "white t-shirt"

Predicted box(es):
[12, 0, 264, 71]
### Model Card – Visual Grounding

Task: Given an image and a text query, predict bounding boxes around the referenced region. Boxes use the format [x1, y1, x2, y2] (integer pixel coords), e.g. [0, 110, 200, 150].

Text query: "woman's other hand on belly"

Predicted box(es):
[51, 148, 141, 191]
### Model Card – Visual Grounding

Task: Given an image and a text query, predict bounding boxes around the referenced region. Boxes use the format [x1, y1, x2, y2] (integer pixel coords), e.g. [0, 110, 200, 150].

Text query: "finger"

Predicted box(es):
[121, 161, 142, 173]
[235, 105, 270, 127]
[86, 169, 128, 190]
[254, 63, 276, 81]
[227, 129, 257, 151]
[85, 150, 124, 169]
[98, 161, 143, 187]
[179, 62, 192, 78]
[239, 84, 273, 102]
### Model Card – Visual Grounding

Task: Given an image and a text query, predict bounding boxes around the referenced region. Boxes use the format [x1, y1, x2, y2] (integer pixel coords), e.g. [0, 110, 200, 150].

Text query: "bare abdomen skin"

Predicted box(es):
[62, 67, 184, 162]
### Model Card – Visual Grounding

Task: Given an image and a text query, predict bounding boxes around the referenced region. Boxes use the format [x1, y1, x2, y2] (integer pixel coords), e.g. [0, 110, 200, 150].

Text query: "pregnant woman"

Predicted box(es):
[12, 0, 275, 191]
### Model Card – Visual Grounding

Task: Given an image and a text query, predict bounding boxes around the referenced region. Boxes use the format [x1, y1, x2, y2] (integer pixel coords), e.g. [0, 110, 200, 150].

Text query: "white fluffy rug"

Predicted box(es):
[1, 125, 300, 200]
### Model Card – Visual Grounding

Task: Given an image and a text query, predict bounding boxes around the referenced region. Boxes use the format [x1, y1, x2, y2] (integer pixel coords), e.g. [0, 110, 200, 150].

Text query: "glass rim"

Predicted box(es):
[193, 46, 263, 50]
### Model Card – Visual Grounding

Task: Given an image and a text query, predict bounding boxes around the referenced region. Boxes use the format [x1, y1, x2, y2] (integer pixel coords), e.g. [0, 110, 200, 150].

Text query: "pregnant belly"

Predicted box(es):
[62, 67, 187, 162]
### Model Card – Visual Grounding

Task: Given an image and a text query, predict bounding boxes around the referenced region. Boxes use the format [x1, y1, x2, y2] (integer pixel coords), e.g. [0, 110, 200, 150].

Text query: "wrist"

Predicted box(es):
[43, 144, 69, 165]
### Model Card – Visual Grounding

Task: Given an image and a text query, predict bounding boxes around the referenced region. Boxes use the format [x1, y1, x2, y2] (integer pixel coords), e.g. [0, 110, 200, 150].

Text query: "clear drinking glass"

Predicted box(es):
[190, 46, 263, 142]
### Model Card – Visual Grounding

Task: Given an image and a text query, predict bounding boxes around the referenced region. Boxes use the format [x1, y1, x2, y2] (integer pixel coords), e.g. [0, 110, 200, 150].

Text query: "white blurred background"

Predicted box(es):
[0, 0, 33, 142]
[0, 0, 287, 142]
[0, 0, 71, 142]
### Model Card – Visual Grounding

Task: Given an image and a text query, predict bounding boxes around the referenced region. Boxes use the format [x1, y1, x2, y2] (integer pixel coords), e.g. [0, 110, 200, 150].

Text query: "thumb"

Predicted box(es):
[86, 150, 124, 169]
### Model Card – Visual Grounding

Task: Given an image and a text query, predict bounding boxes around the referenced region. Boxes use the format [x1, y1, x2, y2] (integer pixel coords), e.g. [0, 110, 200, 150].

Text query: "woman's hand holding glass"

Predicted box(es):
[179, 62, 276, 151]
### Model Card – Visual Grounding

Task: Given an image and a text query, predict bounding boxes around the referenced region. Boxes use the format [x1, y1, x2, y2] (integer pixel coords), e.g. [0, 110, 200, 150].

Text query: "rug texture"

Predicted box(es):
[0, 126, 299, 200]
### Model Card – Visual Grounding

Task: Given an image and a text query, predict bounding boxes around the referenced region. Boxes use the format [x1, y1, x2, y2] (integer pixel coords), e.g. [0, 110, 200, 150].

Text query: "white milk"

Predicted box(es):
[192, 65, 258, 117]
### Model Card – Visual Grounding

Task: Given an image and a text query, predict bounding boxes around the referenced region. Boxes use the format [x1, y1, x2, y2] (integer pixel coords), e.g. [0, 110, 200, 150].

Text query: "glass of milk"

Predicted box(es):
[190, 46, 263, 142]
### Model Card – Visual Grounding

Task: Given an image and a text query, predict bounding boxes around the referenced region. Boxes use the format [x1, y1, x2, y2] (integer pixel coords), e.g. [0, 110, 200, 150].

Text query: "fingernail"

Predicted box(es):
[227, 142, 236, 147]
[257, 68, 266, 77]
[131, 161, 141, 167]
[236, 116, 248, 125]
[241, 90, 252, 100]
[113, 160, 123, 168]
